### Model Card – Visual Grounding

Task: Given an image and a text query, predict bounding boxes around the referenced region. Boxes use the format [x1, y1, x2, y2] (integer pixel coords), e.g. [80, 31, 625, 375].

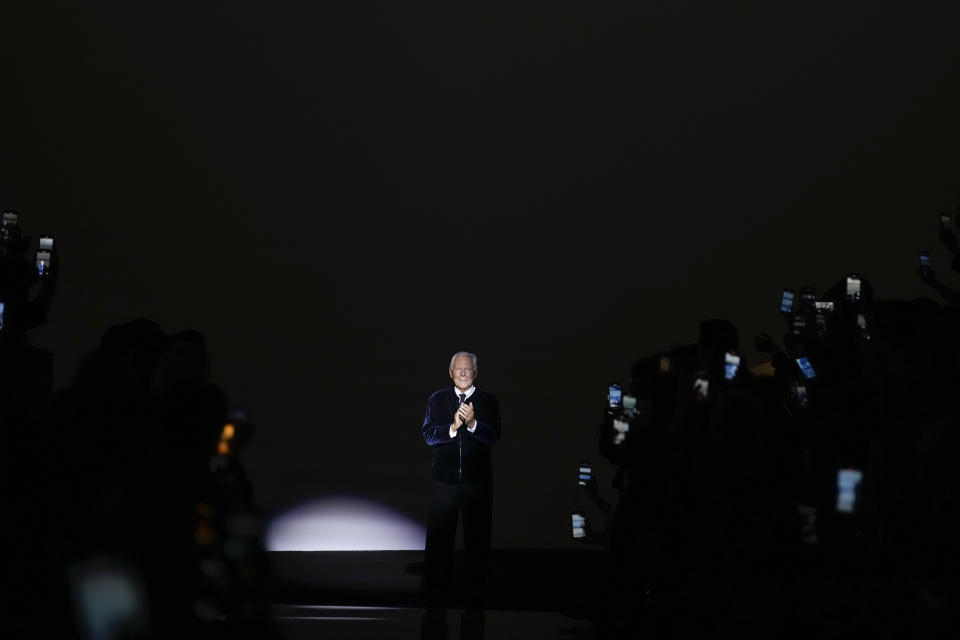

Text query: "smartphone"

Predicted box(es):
[0, 302, 5, 330]
[856, 314, 868, 330]
[836, 468, 863, 514]
[724, 352, 740, 380]
[846, 275, 862, 301]
[1, 211, 19, 227]
[940, 213, 952, 231]
[800, 287, 816, 313]
[36, 249, 52, 277]
[612, 417, 630, 445]
[578, 461, 592, 487]
[791, 315, 807, 335]
[39, 235, 54, 250]
[622, 395, 637, 415]
[791, 382, 808, 409]
[796, 357, 817, 380]
[607, 383, 622, 409]
[0, 211, 19, 244]
[571, 511, 587, 539]
[919, 251, 931, 268]
[780, 288, 795, 314]
[693, 374, 709, 401]
[815, 301, 835, 314]
[815, 313, 827, 335]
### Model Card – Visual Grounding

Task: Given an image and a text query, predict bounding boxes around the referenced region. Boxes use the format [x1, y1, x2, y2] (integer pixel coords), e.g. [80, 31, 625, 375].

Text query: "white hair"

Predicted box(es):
[449, 351, 478, 371]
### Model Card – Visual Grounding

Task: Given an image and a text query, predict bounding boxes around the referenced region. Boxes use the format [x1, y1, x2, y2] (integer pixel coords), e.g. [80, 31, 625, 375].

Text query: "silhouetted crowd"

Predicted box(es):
[579, 213, 960, 637]
[1, 211, 277, 639]
[8, 204, 960, 638]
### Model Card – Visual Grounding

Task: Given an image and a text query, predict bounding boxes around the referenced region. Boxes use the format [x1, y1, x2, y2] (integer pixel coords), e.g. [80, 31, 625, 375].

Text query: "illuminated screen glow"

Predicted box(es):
[266, 496, 427, 551]
[780, 291, 794, 313]
[836, 469, 863, 513]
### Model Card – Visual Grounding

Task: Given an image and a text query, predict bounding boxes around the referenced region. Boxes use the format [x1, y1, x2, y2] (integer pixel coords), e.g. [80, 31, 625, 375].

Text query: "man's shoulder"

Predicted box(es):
[428, 388, 454, 402]
[472, 388, 499, 403]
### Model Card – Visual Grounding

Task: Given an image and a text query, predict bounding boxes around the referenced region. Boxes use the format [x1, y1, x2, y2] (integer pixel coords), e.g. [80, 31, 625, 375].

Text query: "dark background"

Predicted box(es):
[4, 0, 959, 548]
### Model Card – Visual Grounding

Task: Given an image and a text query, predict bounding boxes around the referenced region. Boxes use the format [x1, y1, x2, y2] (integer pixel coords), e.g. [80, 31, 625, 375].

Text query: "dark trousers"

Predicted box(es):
[423, 480, 492, 608]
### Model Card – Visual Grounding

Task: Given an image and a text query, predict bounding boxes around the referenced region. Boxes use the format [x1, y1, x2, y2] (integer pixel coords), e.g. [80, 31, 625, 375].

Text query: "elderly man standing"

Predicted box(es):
[421, 351, 501, 610]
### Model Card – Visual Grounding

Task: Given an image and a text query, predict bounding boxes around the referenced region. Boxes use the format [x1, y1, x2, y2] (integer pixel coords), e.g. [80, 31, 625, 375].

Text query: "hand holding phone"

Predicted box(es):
[692, 374, 709, 402]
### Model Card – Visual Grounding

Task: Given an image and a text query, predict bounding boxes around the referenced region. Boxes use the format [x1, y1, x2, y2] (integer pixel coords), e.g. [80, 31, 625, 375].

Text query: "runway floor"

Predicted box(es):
[272, 604, 594, 640]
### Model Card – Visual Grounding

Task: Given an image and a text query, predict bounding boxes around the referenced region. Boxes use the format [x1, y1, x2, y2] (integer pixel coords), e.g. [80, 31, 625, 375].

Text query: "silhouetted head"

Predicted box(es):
[150, 329, 211, 395]
[697, 318, 739, 377]
[698, 319, 739, 352]
[98, 318, 170, 390]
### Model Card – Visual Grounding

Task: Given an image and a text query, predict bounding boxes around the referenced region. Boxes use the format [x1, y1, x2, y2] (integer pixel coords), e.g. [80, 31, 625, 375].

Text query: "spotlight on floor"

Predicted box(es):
[266, 496, 426, 551]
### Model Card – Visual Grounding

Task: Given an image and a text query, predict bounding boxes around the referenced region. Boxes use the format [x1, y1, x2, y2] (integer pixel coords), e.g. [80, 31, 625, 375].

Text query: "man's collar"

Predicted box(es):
[453, 385, 476, 399]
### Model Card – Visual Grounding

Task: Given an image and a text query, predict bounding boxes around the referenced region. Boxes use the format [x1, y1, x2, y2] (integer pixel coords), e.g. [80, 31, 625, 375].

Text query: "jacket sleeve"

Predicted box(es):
[422, 393, 454, 446]
[466, 394, 501, 447]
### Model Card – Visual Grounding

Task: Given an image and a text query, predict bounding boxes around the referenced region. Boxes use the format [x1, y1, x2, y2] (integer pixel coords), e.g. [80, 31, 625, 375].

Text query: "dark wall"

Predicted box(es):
[4, 0, 960, 547]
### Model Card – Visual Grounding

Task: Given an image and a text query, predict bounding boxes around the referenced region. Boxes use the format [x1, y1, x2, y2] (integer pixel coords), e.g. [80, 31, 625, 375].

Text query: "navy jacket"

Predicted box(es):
[422, 387, 501, 484]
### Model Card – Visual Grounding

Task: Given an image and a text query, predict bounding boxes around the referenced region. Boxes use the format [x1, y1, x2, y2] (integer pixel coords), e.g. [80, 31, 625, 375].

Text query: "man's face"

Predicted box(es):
[449, 355, 476, 392]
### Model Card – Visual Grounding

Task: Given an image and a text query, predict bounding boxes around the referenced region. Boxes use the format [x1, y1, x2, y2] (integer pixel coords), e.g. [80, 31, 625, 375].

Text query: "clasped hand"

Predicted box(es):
[451, 402, 475, 432]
